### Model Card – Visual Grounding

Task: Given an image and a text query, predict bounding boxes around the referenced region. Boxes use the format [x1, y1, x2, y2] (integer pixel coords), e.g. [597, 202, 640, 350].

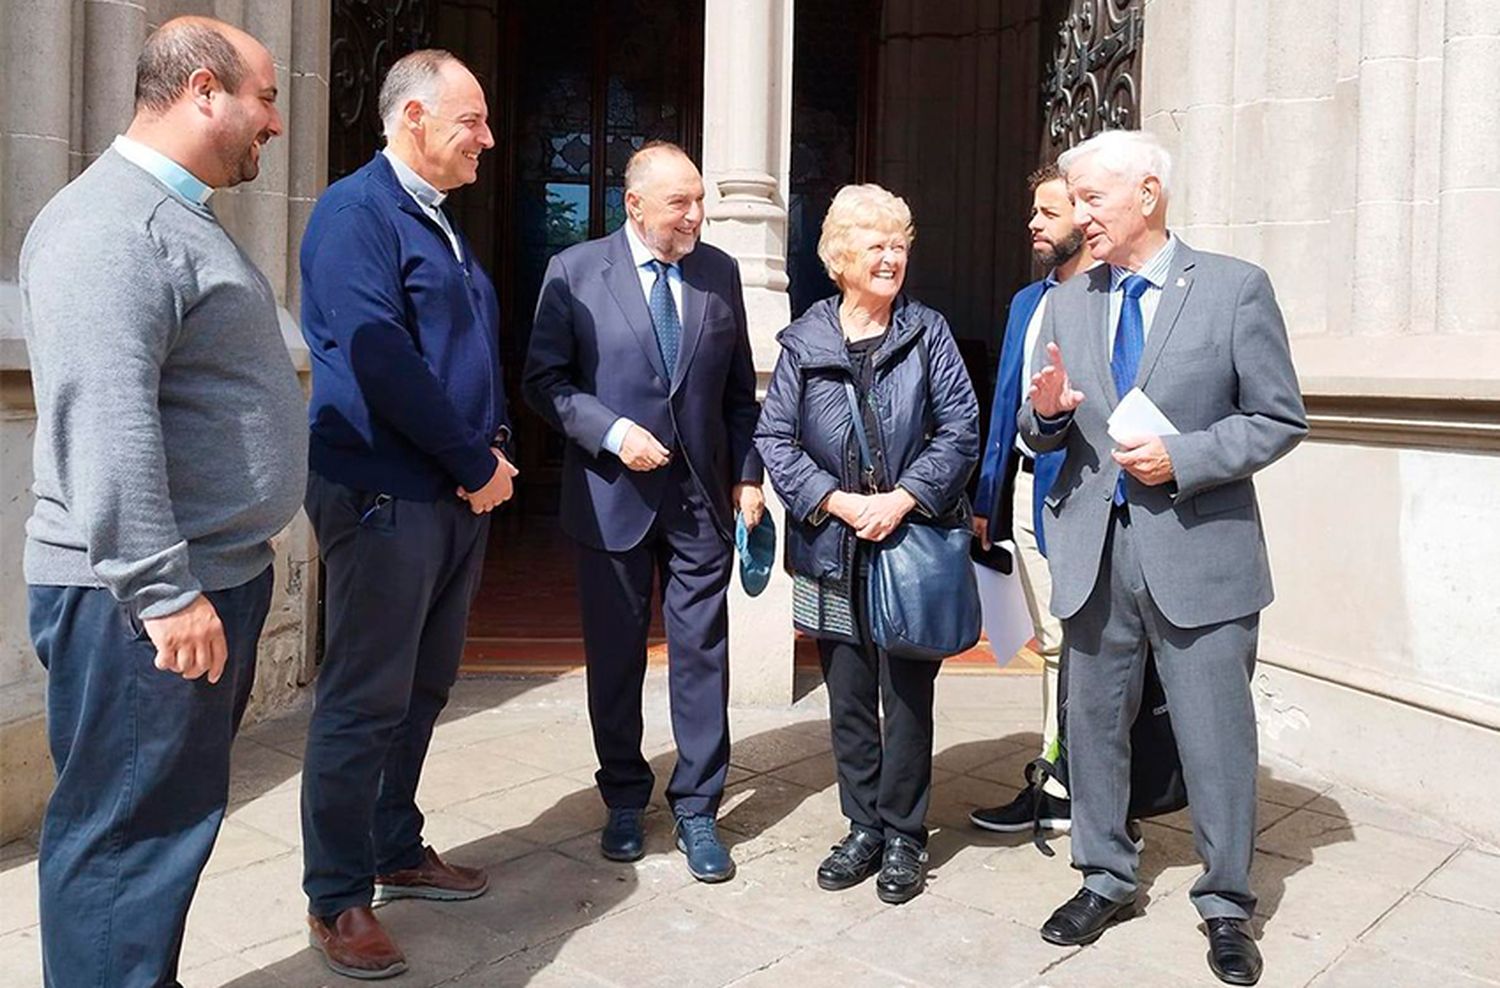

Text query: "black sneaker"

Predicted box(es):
[970, 783, 1071, 833]
[816, 829, 884, 891]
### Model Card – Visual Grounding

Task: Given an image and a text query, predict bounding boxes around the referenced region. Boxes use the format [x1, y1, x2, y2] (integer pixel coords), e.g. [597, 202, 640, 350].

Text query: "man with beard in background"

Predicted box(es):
[970, 164, 1096, 835]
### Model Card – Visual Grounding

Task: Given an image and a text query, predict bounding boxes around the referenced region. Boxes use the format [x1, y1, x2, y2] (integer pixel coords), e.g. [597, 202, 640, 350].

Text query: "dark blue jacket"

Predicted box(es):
[754, 296, 979, 583]
[299, 153, 509, 500]
[522, 227, 762, 551]
[975, 279, 1065, 555]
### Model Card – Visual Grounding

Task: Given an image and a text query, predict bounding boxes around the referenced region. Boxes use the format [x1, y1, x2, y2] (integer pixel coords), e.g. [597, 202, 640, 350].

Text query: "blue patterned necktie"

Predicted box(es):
[647, 259, 681, 377]
[1111, 273, 1152, 505]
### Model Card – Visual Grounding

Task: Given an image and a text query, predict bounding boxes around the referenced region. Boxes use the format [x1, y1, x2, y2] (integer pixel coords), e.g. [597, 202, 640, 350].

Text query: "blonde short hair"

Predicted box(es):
[817, 184, 915, 288]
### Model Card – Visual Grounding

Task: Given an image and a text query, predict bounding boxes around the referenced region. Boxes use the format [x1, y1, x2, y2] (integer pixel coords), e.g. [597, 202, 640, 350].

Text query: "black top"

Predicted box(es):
[846, 330, 888, 491]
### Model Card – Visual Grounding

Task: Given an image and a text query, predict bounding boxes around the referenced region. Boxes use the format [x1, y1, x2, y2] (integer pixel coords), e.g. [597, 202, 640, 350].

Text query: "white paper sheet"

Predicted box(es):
[973, 554, 1033, 668]
[1107, 387, 1179, 444]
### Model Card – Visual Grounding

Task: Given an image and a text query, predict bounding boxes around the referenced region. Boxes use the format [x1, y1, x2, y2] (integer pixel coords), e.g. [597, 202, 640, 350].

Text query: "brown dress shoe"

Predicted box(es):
[374, 846, 490, 904]
[306, 906, 407, 980]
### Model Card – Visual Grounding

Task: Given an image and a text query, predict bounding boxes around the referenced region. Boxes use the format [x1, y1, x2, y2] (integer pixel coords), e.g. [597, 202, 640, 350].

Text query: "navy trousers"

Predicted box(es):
[576, 464, 732, 816]
[300, 471, 490, 917]
[28, 566, 274, 988]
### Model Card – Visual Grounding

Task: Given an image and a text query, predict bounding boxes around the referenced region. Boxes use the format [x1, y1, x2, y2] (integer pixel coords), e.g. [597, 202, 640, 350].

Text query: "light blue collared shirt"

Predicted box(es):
[381, 147, 463, 261]
[1107, 233, 1178, 351]
[112, 135, 214, 208]
[601, 221, 686, 456]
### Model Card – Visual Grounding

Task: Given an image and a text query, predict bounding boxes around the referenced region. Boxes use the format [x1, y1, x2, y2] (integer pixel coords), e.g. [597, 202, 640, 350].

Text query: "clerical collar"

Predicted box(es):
[382, 147, 448, 208]
[112, 135, 213, 206]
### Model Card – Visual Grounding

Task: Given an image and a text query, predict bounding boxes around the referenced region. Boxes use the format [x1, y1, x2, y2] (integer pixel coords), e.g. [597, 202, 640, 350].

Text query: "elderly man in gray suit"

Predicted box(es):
[1021, 129, 1306, 987]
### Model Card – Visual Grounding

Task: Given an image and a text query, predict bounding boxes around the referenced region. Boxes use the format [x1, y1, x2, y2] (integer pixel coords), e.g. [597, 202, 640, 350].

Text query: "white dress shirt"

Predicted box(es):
[602, 221, 685, 455]
[1015, 271, 1059, 456]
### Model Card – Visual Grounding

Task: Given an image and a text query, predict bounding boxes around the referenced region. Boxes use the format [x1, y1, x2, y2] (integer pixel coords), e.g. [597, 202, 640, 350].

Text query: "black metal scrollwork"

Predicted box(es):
[329, 0, 434, 179]
[1042, 0, 1142, 155]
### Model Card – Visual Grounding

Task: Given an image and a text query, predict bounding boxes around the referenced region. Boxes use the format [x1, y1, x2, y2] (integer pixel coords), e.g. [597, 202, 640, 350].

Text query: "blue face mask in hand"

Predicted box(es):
[735, 509, 777, 597]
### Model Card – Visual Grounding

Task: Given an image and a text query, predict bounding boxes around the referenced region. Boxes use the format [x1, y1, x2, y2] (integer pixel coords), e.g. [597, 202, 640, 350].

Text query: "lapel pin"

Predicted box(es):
[1176, 277, 1187, 288]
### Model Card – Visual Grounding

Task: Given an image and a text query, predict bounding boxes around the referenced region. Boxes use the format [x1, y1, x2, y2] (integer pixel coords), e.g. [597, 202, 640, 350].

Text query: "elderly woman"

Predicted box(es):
[755, 184, 979, 903]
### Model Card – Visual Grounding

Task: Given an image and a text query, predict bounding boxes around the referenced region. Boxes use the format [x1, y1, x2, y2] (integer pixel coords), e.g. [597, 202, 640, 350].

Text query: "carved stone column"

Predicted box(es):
[700, 0, 795, 706]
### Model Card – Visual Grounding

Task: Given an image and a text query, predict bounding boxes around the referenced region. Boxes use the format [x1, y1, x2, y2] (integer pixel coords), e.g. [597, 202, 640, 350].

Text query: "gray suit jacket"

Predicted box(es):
[1019, 241, 1308, 628]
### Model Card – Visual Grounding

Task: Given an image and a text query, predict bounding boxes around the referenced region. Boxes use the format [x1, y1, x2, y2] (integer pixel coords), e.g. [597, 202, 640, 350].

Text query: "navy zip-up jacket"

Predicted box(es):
[754, 296, 979, 584]
[299, 152, 509, 500]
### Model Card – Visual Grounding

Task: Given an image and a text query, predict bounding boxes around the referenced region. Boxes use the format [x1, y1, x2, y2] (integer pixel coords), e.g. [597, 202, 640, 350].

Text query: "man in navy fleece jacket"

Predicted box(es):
[297, 49, 514, 980]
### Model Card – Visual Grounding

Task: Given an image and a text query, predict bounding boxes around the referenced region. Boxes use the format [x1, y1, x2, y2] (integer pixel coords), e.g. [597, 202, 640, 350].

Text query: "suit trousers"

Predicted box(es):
[301, 472, 490, 916]
[818, 553, 942, 844]
[1012, 466, 1066, 796]
[28, 567, 273, 988]
[1065, 506, 1259, 921]
[575, 460, 732, 816]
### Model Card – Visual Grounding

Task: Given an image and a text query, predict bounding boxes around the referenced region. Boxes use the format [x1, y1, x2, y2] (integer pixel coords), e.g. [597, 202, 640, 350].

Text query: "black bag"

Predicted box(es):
[842, 379, 981, 662]
[1027, 648, 1188, 855]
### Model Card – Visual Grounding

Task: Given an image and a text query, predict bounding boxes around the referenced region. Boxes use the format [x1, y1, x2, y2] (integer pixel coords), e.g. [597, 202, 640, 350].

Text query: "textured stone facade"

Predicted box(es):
[1143, 0, 1500, 843]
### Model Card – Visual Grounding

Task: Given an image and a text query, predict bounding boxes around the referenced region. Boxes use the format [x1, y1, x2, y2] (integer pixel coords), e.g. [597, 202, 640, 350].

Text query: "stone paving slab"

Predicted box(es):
[1, 668, 1497, 988]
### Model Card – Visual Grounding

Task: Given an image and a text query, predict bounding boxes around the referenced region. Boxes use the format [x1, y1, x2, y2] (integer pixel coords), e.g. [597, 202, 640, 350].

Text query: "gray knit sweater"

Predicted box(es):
[20, 149, 307, 618]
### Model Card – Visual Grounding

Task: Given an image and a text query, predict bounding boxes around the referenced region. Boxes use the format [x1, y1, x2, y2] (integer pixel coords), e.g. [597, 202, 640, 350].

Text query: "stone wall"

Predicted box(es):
[0, 0, 330, 841]
[1141, 0, 1500, 842]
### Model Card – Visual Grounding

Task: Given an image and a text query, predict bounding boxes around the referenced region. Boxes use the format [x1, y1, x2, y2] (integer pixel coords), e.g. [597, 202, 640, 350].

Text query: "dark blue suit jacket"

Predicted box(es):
[974, 279, 1064, 555]
[523, 227, 762, 552]
[300, 153, 509, 500]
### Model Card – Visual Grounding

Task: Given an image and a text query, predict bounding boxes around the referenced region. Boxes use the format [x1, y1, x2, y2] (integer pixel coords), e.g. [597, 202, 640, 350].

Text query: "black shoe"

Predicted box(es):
[817, 830, 884, 891]
[1206, 918, 1263, 985]
[969, 783, 1070, 833]
[875, 835, 927, 904]
[600, 807, 645, 862]
[1040, 887, 1136, 946]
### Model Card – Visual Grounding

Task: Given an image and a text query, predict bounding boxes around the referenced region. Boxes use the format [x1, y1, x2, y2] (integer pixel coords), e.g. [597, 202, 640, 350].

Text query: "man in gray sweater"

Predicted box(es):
[20, 17, 305, 988]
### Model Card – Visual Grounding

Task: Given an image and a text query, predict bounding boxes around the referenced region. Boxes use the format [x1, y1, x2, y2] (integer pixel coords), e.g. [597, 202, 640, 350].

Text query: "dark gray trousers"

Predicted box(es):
[300, 471, 490, 916]
[1064, 507, 1260, 921]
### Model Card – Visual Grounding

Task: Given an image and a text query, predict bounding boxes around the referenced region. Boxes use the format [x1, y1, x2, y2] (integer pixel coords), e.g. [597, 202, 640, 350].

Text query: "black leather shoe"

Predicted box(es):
[1040, 887, 1136, 946]
[1206, 917, 1263, 985]
[817, 830, 884, 891]
[875, 835, 927, 904]
[600, 807, 645, 862]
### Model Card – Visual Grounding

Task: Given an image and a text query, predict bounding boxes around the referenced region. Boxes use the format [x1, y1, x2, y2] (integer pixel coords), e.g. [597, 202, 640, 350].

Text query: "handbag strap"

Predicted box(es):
[842, 380, 879, 492]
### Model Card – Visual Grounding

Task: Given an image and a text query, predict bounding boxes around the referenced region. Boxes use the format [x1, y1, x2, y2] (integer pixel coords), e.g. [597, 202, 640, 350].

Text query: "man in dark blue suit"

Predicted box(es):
[524, 142, 764, 883]
[969, 164, 1094, 835]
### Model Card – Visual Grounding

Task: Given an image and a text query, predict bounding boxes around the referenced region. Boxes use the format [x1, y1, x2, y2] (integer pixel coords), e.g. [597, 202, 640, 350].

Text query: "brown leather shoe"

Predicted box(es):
[306, 907, 407, 980]
[374, 846, 489, 904]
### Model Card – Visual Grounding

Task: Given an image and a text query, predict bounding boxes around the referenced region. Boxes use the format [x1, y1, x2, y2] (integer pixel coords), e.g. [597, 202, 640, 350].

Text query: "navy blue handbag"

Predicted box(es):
[844, 381, 982, 661]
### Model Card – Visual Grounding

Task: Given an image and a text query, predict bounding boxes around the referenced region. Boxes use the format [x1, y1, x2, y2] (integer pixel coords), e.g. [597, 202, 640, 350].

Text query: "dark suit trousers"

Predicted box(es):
[576, 460, 732, 816]
[28, 567, 273, 988]
[1065, 506, 1260, 921]
[817, 554, 941, 845]
[301, 471, 490, 916]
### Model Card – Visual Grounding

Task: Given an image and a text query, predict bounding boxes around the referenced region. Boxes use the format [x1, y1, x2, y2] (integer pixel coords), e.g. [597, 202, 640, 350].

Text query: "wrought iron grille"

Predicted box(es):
[329, 0, 435, 179]
[1041, 0, 1143, 158]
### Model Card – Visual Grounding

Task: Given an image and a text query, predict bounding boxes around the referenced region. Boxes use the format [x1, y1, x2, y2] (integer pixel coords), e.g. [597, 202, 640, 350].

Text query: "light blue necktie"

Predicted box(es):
[1111, 274, 1151, 506]
[647, 260, 681, 377]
